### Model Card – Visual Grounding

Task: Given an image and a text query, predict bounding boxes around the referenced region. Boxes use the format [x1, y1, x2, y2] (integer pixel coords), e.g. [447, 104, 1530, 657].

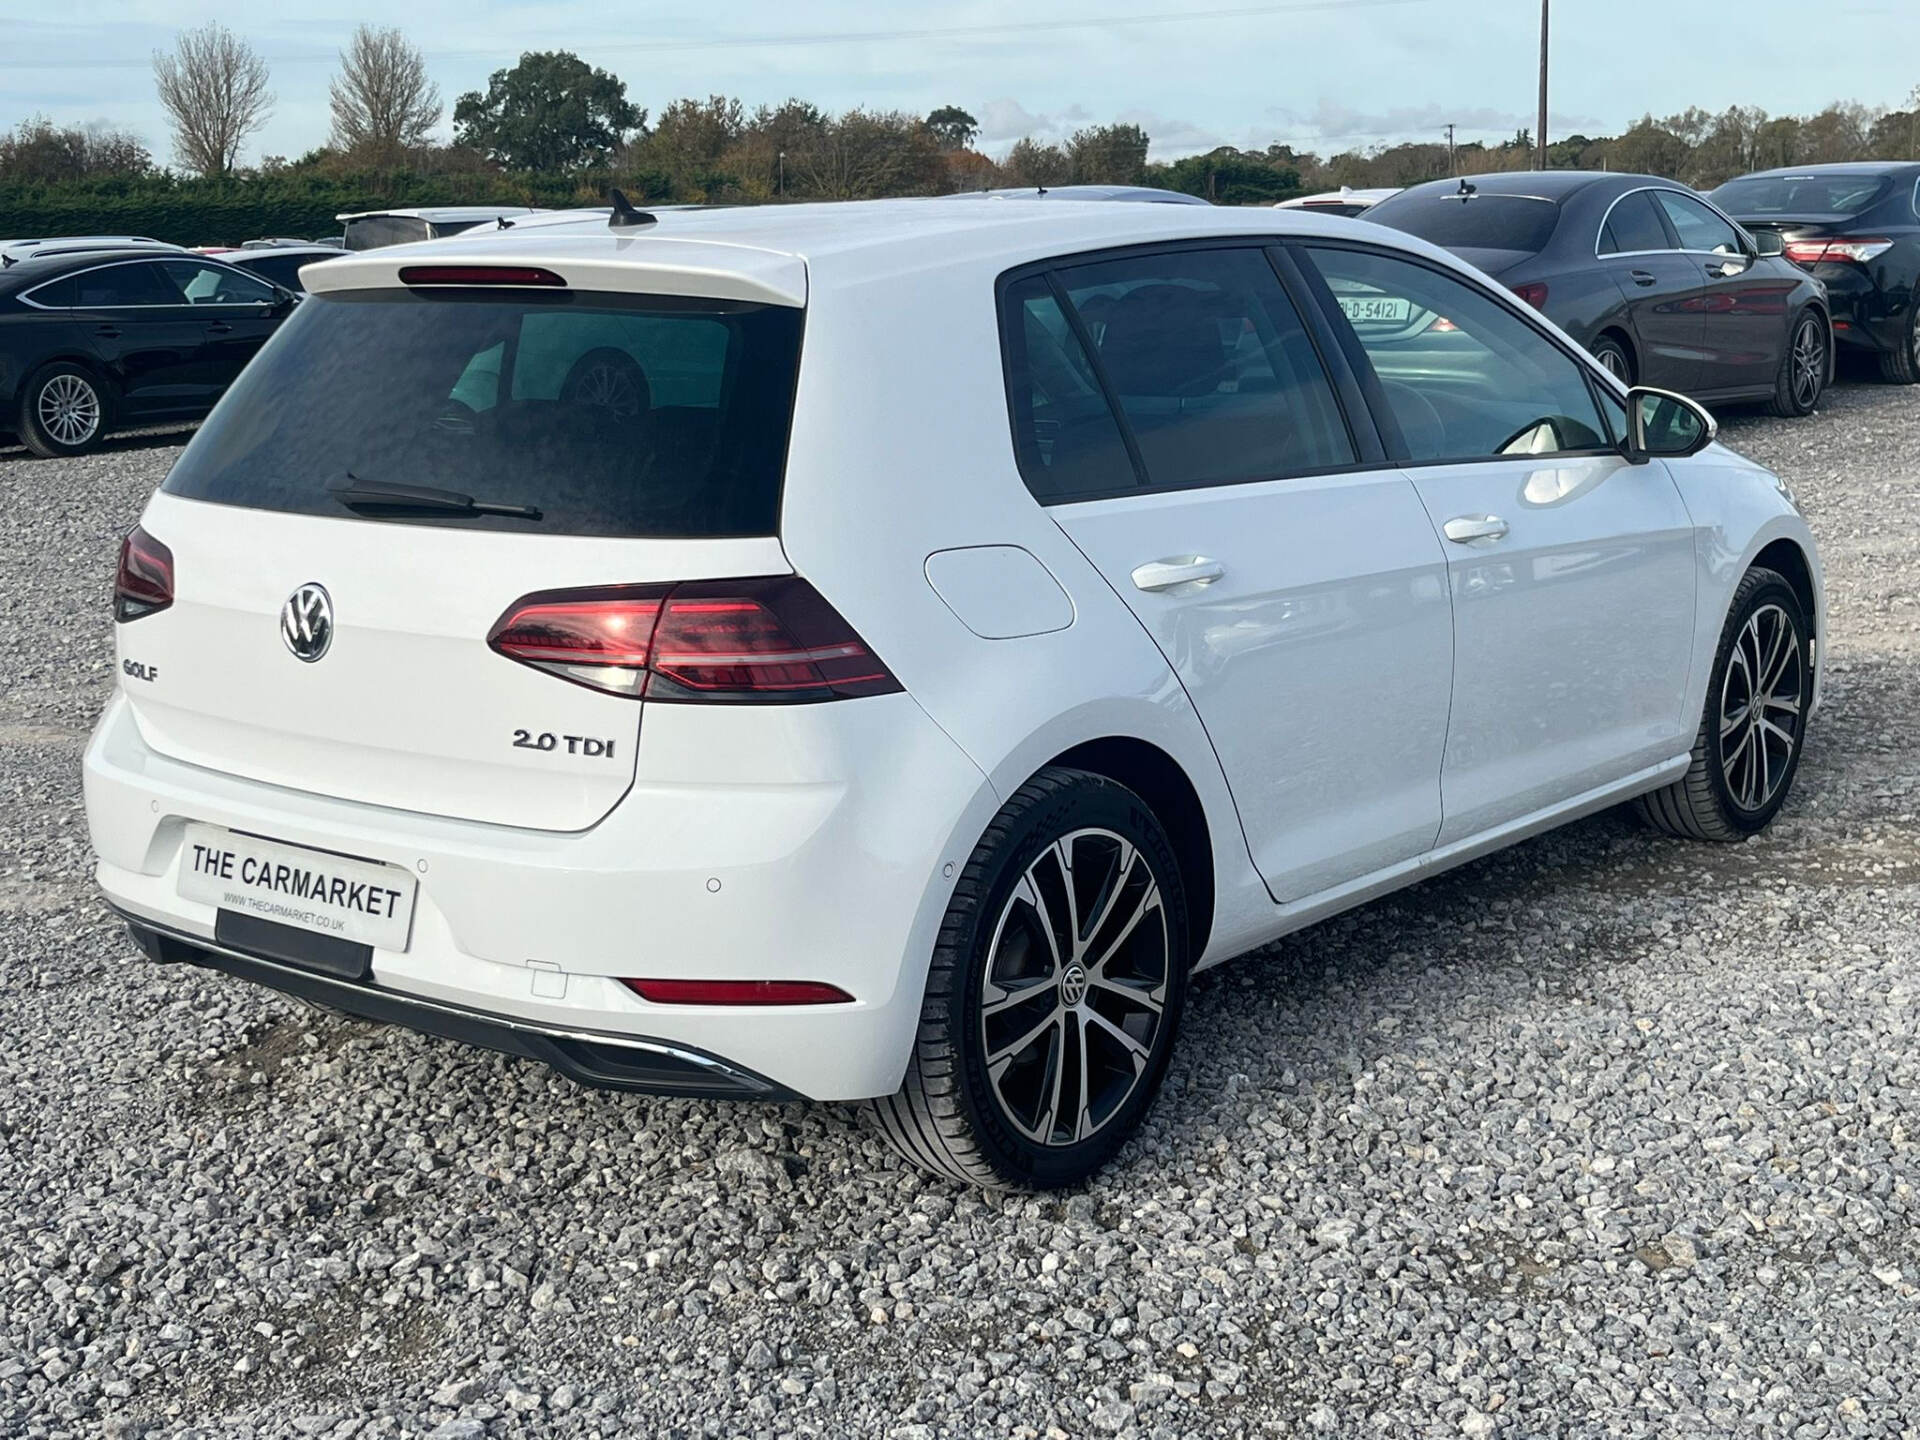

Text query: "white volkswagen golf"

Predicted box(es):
[85, 198, 1822, 1188]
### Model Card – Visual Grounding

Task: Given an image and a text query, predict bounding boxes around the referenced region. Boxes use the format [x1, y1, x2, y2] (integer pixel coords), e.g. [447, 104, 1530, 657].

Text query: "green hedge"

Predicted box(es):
[0, 173, 603, 246]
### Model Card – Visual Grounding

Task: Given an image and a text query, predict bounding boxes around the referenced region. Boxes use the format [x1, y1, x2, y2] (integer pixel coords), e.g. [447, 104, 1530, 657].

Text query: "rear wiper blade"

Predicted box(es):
[329, 475, 542, 520]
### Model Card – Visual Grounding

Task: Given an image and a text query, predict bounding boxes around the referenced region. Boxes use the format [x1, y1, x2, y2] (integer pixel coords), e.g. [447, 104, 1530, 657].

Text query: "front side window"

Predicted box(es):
[162, 289, 805, 538]
[1598, 192, 1672, 255]
[1050, 247, 1355, 493]
[1654, 192, 1742, 254]
[1305, 246, 1610, 463]
[158, 260, 278, 305]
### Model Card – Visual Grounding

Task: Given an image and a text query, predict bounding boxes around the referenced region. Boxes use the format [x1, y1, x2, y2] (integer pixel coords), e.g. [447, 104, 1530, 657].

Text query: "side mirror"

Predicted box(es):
[1625, 386, 1716, 464]
[1752, 229, 1785, 258]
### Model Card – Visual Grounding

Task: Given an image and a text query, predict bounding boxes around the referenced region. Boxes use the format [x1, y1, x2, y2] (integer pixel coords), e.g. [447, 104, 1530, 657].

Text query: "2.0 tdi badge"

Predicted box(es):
[280, 583, 334, 663]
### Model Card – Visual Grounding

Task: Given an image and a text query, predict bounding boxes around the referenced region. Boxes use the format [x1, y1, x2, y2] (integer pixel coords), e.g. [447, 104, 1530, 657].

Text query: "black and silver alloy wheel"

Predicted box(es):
[1769, 310, 1827, 417]
[1638, 565, 1813, 841]
[979, 828, 1169, 1149]
[18, 361, 110, 458]
[867, 767, 1190, 1188]
[1592, 337, 1632, 384]
[1718, 602, 1804, 814]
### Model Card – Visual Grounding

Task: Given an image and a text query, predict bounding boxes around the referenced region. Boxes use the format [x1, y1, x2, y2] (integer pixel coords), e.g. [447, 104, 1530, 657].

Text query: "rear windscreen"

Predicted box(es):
[1369, 194, 1561, 253]
[342, 216, 432, 250]
[162, 289, 805, 538]
[1709, 173, 1893, 217]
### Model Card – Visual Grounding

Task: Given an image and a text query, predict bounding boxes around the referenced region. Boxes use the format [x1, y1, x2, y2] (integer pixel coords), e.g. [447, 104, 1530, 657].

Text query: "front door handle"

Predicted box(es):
[1131, 556, 1226, 592]
[1630, 269, 1658, 287]
[94, 325, 122, 338]
[1443, 515, 1509, 544]
[205, 321, 233, 334]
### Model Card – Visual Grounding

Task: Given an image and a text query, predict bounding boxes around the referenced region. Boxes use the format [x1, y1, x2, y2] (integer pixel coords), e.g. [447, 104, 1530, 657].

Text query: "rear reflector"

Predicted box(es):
[397, 265, 567, 287]
[1509, 281, 1549, 311]
[114, 525, 174, 622]
[622, 978, 854, 1006]
[488, 577, 902, 702]
[1783, 237, 1893, 266]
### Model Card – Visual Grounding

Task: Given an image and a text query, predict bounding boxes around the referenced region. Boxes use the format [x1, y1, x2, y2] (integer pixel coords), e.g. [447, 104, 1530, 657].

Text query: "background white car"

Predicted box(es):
[86, 199, 1821, 1187]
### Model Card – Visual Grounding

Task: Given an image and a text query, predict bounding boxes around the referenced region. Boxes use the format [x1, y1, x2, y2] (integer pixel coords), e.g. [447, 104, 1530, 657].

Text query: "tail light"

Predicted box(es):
[114, 526, 173, 622]
[1509, 282, 1549, 311]
[488, 577, 902, 703]
[621, 978, 853, 1005]
[397, 265, 567, 287]
[1784, 237, 1893, 265]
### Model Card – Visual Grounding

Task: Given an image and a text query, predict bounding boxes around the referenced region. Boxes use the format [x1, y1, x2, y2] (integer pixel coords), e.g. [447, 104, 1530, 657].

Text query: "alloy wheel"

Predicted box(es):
[37, 373, 101, 447]
[570, 362, 643, 418]
[1791, 317, 1825, 410]
[1599, 347, 1630, 382]
[1718, 602, 1804, 813]
[978, 828, 1169, 1148]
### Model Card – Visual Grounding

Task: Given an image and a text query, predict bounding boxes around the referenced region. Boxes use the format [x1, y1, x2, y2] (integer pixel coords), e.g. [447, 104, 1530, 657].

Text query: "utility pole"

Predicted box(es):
[778, 150, 786, 197]
[1536, 0, 1550, 171]
[1445, 123, 1456, 175]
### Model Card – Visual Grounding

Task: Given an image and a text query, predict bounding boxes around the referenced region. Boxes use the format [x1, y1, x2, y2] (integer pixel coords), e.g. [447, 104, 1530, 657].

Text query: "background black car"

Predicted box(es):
[1367, 171, 1831, 417]
[1710, 162, 1920, 385]
[1, 248, 294, 458]
[203, 244, 347, 294]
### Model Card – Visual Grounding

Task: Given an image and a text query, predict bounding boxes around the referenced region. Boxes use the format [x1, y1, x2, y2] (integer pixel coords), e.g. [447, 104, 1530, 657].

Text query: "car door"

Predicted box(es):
[67, 260, 212, 416]
[1653, 189, 1783, 394]
[1003, 245, 1455, 904]
[1594, 188, 1705, 392]
[1297, 242, 1697, 846]
[156, 258, 285, 395]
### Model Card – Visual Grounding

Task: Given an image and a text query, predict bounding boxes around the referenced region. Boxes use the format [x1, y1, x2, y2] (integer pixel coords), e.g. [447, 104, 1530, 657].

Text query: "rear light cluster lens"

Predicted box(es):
[1783, 237, 1894, 265]
[488, 577, 902, 703]
[114, 525, 174, 622]
[622, 978, 853, 1006]
[1509, 282, 1550, 311]
[397, 264, 567, 287]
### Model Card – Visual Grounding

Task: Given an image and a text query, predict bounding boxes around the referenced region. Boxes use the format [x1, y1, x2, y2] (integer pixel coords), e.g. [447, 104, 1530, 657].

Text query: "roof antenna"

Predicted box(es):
[1456, 177, 1477, 199]
[1035, 184, 1048, 196]
[607, 188, 656, 230]
[495, 215, 514, 230]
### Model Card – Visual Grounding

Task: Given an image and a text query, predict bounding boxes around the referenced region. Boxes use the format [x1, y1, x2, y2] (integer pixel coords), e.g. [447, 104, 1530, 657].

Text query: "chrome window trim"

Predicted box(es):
[1594, 185, 1753, 261]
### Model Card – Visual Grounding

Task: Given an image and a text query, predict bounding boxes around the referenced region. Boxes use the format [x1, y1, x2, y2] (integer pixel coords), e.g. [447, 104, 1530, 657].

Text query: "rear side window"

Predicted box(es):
[1598, 192, 1672, 255]
[1305, 246, 1610, 463]
[162, 289, 805, 538]
[1369, 194, 1561, 254]
[1001, 246, 1355, 502]
[70, 262, 180, 308]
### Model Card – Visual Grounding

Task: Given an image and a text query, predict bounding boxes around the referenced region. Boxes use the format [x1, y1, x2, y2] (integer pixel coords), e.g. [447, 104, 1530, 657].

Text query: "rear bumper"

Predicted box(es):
[119, 911, 795, 1099]
[1807, 262, 1906, 352]
[85, 689, 999, 1101]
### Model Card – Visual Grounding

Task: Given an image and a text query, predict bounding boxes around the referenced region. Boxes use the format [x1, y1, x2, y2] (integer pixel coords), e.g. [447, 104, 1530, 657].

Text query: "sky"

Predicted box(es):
[2, 0, 1916, 169]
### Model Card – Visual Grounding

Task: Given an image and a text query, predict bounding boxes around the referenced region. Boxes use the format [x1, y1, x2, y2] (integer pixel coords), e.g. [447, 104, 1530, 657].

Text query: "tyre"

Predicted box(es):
[1589, 334, 1634, 385]
[1637, 567, 1812, 841]
[866, 766, 1190, 1188]
[1767, 309, 1828, 418]
[17, 361, 109, 458]
[1878, 303, 1920, 385]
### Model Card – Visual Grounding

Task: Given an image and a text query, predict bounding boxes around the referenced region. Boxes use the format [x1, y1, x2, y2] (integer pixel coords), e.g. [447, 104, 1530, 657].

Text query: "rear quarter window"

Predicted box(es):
[161, 288, 805, 539]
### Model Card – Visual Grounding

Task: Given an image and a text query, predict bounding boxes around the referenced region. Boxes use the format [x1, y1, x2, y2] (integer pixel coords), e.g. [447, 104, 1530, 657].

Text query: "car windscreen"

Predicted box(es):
[1709, 173, 1893, 217]
[341, 215, 432, 250]
[1368, 194, 1561, 254]
[161, 288, 805, 538]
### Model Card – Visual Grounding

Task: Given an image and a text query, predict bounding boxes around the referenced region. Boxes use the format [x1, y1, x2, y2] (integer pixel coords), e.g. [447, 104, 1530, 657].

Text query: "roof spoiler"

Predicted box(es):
[608, 190, 658, 231]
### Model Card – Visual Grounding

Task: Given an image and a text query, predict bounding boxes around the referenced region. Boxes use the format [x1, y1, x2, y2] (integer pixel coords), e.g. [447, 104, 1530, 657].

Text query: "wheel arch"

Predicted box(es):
[1038, 736, 1215, 967]
[1752, 536, 1818, 641]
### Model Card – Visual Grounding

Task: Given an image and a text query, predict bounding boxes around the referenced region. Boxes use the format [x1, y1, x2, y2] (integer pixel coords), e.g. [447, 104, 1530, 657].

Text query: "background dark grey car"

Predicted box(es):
[1367, 171, 1832, 417]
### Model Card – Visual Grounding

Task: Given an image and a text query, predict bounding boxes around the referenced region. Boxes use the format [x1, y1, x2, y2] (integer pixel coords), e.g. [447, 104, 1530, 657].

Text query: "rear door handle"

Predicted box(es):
[1443, 515, 1509, 544]
[1131, 556, 1226, 592]
[93, 326, 122, 338]
[1630, 270, 1658, 287]
[205, 321, 233, 334]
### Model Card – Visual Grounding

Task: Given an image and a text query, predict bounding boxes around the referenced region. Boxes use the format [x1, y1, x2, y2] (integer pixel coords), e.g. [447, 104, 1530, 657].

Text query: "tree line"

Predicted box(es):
[1, 23, 1916, 244]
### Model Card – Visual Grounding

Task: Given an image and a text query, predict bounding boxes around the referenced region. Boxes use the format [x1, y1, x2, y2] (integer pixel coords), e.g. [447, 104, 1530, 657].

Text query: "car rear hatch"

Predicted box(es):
[115, 245, 810, 832]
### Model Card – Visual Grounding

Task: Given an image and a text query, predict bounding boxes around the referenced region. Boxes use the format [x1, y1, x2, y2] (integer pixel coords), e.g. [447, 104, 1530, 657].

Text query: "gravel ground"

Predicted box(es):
[2, 386, 1918, 1440]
